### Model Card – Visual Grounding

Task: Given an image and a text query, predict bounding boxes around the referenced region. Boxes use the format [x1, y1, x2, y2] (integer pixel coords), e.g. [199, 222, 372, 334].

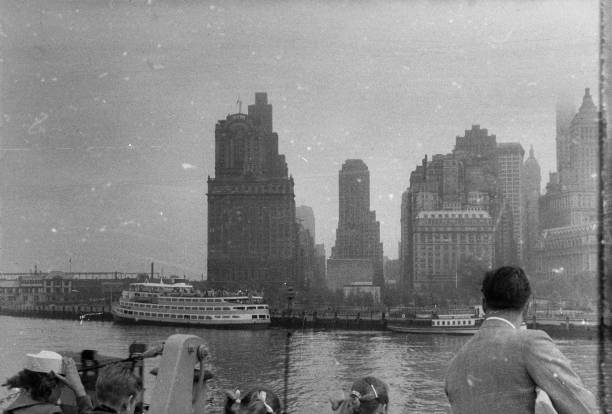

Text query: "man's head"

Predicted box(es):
[96, 364, 143, 414]
[481, 266, 531, 312]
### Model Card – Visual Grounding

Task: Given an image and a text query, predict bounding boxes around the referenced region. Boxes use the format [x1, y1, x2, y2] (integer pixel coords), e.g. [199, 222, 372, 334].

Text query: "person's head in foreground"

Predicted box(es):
[481, 265, 531, 317]
[95, 364, 143, 414]
[445, 265, 598, 414]
[330, 377, 389, 414]
[224, 387, 284, 414]
[3, 359, 62, 404]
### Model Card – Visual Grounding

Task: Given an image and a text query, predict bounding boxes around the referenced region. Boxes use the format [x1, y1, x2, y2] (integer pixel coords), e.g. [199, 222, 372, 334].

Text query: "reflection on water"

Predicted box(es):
[0, 316, 598, 413]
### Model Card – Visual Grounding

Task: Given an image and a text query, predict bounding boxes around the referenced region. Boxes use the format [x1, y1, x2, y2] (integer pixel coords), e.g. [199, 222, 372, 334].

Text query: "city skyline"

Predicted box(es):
[0, 0, 599, 275]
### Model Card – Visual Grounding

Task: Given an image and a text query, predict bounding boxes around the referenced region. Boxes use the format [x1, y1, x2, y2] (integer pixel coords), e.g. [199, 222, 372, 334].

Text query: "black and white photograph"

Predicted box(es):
[0, 0, 606, 413]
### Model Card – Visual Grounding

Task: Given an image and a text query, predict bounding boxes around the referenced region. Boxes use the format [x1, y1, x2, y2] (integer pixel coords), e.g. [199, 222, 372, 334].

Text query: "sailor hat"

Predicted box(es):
[24, 350, 63, 374]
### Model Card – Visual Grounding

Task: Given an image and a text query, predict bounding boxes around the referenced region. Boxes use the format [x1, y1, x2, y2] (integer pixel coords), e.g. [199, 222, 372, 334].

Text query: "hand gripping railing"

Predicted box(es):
[148, 334, 211, 414]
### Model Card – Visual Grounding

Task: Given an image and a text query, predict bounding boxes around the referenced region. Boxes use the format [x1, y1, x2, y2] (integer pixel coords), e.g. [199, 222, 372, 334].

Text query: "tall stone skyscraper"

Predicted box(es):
[329, 159, 384, 288]
[537, 88, 598, 281]
[207, 93, 298, 295]
[522, 146, 541, 275]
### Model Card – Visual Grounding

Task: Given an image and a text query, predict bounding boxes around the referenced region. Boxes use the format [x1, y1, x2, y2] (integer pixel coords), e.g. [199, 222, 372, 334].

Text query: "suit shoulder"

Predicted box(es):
[517, 328, 556, 352]
[519, 328, 553, 341]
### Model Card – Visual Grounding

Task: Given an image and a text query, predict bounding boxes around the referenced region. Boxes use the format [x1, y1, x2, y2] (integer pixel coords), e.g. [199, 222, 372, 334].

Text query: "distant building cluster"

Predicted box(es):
[400, 125, 521, 296]
[0, 89, 596, 307]
[206, 94, 384, 302]
[397, 89, 598, 300]
[207, 89, 597, 304]
[0, 271, 136, 308]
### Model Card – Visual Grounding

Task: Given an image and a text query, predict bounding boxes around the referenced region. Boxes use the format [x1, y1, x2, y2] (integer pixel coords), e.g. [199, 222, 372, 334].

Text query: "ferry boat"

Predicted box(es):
[387, 306, 485, 335]
[112, 282, 270, 328]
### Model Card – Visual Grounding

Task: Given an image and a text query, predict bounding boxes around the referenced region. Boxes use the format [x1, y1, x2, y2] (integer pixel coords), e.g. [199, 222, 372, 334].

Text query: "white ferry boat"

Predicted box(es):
[112, 282, 270, 329]
[387, 306, 484, 335]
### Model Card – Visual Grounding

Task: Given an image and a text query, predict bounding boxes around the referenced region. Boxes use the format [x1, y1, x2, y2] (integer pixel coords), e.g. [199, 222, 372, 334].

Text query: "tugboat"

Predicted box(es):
[387, 306, 484, 335]
[112, 281, 270, 329]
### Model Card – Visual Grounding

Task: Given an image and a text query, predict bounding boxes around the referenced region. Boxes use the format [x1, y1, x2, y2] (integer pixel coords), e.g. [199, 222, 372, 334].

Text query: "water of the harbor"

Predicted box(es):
[0, 316, 599, 413]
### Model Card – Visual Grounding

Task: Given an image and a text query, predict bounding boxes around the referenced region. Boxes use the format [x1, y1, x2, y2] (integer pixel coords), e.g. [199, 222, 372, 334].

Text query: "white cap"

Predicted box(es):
[24, 350, 63, 374]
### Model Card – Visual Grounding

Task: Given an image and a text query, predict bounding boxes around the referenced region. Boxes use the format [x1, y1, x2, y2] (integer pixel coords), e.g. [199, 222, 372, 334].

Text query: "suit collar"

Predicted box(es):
[482, 317, 517, 330]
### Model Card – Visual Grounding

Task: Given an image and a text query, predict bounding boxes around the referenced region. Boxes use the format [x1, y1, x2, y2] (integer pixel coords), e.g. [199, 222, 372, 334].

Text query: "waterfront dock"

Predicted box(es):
[0, 306, 599, 340]
[271, 310, 387, 330]
[272, 309, 598, 339]
[0, 303, 112, 321]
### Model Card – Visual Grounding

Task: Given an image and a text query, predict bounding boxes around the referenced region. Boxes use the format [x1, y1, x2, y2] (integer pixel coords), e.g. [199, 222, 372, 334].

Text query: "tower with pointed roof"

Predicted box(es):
[537, 88, 598, 289]
[568, 88, 599, 191]
[522, 146, 541, 275]
[541, 88, 599, 229]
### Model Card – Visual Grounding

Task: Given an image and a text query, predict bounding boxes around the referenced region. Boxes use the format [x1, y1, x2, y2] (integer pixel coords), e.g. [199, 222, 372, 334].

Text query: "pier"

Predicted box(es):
[0, 306, 598, 340]
[0, 303, 113, 321]
[271, 310, 387, 330]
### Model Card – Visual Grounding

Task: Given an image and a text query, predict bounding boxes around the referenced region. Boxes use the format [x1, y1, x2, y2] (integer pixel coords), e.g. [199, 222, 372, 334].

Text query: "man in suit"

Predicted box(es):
[444, 266, 597, 414]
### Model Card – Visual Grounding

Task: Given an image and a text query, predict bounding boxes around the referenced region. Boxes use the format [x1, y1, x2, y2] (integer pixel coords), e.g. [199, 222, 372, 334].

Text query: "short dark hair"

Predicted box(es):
[96, 364, 142, 408]
[3, 370, 59, 402]
[481, 266, 531, 310]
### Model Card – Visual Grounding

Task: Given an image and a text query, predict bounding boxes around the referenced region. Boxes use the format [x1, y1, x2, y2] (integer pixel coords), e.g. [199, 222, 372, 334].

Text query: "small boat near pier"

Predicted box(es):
[387, 306, 485, 335]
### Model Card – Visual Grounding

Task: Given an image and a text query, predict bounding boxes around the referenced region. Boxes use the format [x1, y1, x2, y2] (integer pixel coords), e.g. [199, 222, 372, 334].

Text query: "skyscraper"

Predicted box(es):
[555, 97, 576, 182]
[497, 142, 525, 263]
[328, 159, 384, 288]
[522, 146, 541, 275]
[537, 88, 598, 281]
[207, 93, 298, 295]
[296, 205, 317, 288]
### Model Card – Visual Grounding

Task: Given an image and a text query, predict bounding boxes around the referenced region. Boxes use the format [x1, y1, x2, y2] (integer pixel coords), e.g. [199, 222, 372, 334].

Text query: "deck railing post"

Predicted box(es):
[148, 335, 210, 414]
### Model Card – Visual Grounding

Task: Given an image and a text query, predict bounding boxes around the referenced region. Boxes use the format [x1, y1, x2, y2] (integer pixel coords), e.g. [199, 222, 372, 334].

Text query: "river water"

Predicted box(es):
[0, 316, 599, 413]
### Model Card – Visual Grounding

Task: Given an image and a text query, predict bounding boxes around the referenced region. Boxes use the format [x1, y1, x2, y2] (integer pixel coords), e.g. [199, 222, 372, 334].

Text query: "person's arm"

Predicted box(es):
[523, 330, 597, 414]
[53, 358, 94, 414]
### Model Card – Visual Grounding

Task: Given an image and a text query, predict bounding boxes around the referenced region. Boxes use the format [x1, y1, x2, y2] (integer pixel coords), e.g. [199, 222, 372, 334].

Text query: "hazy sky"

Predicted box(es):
[0, 0, 599, 275]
